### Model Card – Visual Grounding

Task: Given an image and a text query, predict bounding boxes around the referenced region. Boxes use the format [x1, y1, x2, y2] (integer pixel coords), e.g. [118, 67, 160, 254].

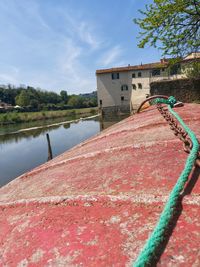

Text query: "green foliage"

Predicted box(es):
[15, 90, 31, 106]
[0, 84, 97, 111]
[0, 107, 98, 125]
[134, 0, 200, 57]
[0, 85, 19, 105]
[67, 95, 84, 108]
[10, 113, 22, 123]
[30, 99, 39, 109]
[168, 63, 181, 75]
[184, 61, 200, 78]
[90, 108, 96, 115]
[60, 90, 68, 103]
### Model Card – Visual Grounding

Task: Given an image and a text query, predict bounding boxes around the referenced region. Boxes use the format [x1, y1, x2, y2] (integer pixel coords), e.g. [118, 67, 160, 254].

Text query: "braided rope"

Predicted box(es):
[133, 96, 199, 267]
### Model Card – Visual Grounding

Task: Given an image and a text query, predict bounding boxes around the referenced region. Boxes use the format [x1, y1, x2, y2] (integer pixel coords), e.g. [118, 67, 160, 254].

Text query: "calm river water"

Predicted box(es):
[0, 114, 128, 187]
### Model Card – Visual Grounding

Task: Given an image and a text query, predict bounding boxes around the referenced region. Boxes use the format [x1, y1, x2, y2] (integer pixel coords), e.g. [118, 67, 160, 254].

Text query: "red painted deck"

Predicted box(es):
[0, 103, 200, 266]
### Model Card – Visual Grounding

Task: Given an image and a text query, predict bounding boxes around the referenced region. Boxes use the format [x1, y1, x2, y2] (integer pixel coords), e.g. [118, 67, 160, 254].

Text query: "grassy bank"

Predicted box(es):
[0, 107, 98, 125]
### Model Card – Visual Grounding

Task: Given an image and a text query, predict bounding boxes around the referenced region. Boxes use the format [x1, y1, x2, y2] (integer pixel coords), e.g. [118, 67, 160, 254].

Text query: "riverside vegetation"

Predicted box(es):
[0, 85, 97, 110]
[0, 85, 98, 125]
[0, 107, 98, 125]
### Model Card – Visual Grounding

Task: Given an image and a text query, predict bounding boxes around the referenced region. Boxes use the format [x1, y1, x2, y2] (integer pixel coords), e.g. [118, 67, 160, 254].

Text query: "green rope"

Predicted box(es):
[133, 96, 199, 267]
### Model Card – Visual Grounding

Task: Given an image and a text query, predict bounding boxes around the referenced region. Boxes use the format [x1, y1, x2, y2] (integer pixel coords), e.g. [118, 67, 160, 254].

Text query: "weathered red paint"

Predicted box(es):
[0, 103, 200, 266]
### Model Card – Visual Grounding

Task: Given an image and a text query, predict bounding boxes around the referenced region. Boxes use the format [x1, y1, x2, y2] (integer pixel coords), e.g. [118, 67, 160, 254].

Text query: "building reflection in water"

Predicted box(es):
[99, 113, 129, 131]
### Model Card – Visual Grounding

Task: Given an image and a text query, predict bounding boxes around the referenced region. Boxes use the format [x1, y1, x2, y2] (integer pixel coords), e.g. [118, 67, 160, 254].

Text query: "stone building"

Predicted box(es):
[96, 53, 200, 114]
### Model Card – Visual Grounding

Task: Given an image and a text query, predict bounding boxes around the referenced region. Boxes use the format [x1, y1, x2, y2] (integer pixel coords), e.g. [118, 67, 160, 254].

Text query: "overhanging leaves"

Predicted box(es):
[134, 0, 200, 57]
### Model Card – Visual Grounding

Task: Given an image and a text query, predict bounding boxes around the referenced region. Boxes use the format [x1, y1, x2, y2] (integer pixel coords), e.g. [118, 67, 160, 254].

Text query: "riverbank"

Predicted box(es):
[0, 114, 100, 136]
[0, 107, 98, 125]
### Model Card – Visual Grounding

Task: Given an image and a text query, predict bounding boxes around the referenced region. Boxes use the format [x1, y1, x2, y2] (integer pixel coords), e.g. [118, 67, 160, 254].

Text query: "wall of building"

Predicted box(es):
[96, 56, 199, 114]
[131, 69, 151, 110]
[130, 68, 169, 110]
[97, 71, 132, 114]
[100, 104, 130, 115]
[150, 78, 200, 103]
[184, 52, 200, 60]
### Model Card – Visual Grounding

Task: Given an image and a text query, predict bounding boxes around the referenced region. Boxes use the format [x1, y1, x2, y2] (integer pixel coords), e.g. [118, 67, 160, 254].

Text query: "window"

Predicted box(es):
[152, 69, 161, 76]
[162, 68, 165, 72]
[121, 84, 128, 91]
[99, 99, 102, 105]
[138, 83, 142, 89]
[138, 72, 142, 77]
[132, 84, 136, 90]
[111, 73, 119, 79]
[132, 73, 136, 78]
[121, 96, 124, 101]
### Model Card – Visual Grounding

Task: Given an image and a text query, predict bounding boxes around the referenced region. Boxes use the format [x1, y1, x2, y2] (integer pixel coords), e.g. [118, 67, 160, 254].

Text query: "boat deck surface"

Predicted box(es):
[0, 103, 200, 266]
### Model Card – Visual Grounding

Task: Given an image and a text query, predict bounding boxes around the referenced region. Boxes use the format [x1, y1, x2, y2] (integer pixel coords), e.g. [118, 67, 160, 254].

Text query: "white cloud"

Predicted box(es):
[0, 1, 127, 93]
[18, 1, 50, 30]
[56, 39, 96, 93]
[98, 45, 124, 67]
[62, 11, 102, 50]
[78, 22, 102, 50]
[59, 39, 82, 73]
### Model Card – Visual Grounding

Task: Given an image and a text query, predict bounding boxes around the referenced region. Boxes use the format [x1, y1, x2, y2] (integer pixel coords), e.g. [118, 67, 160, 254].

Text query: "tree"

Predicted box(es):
[15, 90, 30, 106]
[67, 95, 84, 108]
[30, 99, 39, 109]
[134, 0, 200, 57]
[60, 90, 68, 103]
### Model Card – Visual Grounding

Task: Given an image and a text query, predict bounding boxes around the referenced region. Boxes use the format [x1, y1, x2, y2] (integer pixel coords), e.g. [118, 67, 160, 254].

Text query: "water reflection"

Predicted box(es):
[0, 123, 69, 145]
[0, 114, 78, 135]
[0, 114, 129, 187]
[99, 114, 128, 131]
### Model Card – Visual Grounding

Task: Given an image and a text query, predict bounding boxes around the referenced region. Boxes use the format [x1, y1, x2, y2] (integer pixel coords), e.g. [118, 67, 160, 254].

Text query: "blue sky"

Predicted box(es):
[0, 0, 162, 94]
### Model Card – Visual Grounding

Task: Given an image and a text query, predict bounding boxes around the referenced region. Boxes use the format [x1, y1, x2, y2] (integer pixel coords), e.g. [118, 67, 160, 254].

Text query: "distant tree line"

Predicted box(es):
[0, 84, 97, 112]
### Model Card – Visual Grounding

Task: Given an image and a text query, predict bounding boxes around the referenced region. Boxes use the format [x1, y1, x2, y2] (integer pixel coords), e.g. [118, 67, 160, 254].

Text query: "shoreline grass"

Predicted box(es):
[0, 107, 98, 125]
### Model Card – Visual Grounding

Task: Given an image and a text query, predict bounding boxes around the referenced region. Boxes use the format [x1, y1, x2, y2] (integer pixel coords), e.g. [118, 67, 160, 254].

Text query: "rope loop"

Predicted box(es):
[155, 96, 177, 107]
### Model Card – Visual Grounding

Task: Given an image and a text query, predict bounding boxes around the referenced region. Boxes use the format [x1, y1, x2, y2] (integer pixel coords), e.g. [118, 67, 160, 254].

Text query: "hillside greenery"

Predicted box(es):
[0, 84, 97, 112]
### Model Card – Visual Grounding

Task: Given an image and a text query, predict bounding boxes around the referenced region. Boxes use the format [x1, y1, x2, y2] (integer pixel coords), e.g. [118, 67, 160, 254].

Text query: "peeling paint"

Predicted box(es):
[0, 104, 200, 266]
[30, 249, 44, 263]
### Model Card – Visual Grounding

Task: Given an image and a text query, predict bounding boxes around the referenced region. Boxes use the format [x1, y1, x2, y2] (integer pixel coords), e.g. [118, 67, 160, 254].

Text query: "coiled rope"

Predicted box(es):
[134, 96, 199, 267]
